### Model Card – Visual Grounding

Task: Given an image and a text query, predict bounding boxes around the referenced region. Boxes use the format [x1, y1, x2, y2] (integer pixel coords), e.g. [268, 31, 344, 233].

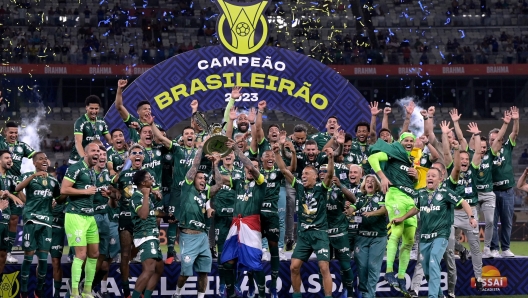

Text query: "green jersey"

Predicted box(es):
[0, 137, 36, 177]
[418, 152, 434, 168]
[334, 162, 350, 188]
[491, 138, 516, 191]
[123, 114, 162, 143]
[212, 166, 243, 217]
[0, 174, 16, 224]
[179, 180, 210, 232]
[449, 164, 479, 207]
[142, 144, 163, 190]
[233, 174, 267, 217]
[260, 167, 284, 213]
[370, 139, 415, 192]
[169, 144, 198, 190]
[416, 187, 462, 243]
[130, 191, 159, 240]
[295, 152, 328, 177]
[64, 160, 96, 216]
[309, 132, 332, 150]
[325, 185, 348, 235]
[52, 202, 65, 227]
[293, 178, 330, 232]
[69, 114, 109, 162]
[470, 149, 493, 193]
[353, 192, 387, 237]
[107, 147, 127, 173]
[233, 151, 256, 172]
[108, 206, 120, 223]
[17, 172, 61, 226]
[113, 168, 140, 221]
[93, 168, 112, 214]
[343, 153, 361, 166]
[346, 183, 361, 234]
[351, 140, 371, 174]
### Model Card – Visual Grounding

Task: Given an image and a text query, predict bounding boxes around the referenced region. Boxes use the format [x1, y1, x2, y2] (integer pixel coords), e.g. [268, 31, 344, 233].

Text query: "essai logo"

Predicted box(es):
[471, 265, 508, 289]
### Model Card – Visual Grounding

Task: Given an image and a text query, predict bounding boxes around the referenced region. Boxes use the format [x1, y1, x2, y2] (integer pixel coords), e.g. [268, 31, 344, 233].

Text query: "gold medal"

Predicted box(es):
[497, 161, 502, 166]
[479, 172, 484, 177]
[202, 208, 206, 213]
[99, 176, 104, 182]
[362, 159, 367, 164]
[42, 178, 47, 186]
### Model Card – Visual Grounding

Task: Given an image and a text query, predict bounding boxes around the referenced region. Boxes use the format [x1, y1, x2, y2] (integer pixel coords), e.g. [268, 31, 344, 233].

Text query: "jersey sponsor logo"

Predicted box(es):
[420, 206, 440, 212]
[125, 172, 136, 177]
[317, 248, 329, 254]
[51, 244, 63, 250]
[31, 214, 51, 222]
[399, 165, 410, 171]
[81, 208, 94, 213]
[300, 223, 315, 230]
[143, 160, 161, 169]
[327, 228, 339, 233]
[237, 194, 253, 201]
[338, 247, 350, 253]
[33, 189, 53, 197]
[221, 208, 234, 213]
[11, 155, 22, 161]
[189, 220, 206, 229]
[493, 180, 510, 186]
[348, 223, 359, 230]
[326, 204, 338, 211]
[262, 202, 272, 208]
[45, 237, 52, 242]
[95, 204, 107, 211]
[266, 182, 276, 188]
[421, 232, 438, 239]
[268, 228, 279, 233]
[481, 163, 490, 170]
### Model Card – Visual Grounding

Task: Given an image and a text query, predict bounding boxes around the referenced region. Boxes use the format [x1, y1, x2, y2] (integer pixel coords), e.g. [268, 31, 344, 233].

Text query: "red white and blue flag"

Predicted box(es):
[220, 214, 263, 271]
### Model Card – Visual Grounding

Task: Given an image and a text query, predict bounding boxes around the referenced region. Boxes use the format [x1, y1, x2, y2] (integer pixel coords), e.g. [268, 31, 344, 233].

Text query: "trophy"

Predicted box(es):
[193, 112, 233, 157]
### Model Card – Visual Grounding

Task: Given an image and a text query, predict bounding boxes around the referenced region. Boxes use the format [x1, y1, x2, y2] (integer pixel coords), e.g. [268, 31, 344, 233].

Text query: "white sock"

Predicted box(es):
[175, 286, 182, 295]
[197, 293, 205, 298]
[101, 280, 107, 292]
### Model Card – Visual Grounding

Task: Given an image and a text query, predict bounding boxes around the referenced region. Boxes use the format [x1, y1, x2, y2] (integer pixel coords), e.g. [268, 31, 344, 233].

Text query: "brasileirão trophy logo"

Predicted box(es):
[215, 0, 270, 55]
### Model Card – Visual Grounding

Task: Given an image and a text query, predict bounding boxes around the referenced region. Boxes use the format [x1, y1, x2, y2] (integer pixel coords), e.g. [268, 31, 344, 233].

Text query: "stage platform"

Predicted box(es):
[1, 257, 526, 297]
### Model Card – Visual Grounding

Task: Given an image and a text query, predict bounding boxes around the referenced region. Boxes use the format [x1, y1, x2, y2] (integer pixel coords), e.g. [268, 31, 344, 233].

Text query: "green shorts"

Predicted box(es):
[50, 226, 65, 259]
[329, 233, 351, 262]
[0, 224, 9, 250]
[8, 201, 23, 216]
[292, 230, 330, 262]
[95, 213, 110, 256]
[385, 187, 417, 227]
[348, 233, 358, 258]
[261, 212, 280, 243]
[65, 213, 99, 246]
[137, 239, 163, 262]
[214, 216, 232, 254]
[119, 217, 134, 235]
[169, 187, 182, 220]
[153, 197, 164, 212]
[162, 192, 171, 213]
[180, 231, 212, 276]
[22, 222, 52, 252]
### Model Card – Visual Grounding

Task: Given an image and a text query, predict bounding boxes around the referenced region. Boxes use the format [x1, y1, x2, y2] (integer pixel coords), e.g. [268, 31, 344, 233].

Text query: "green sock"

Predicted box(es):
[122, 280, 130, 297]
[144, 289, 153, 298]
[71, 257, 84, 296]
[223, 262, 235, 296]
[269, 246, 279, 290]
[339, 260, 354, 294]
[132, 290, 142, 298]
[20, 255, 32, 292]
[37, 251, 48, 290]
[7, 231, 15, 253]
[254, 271, 265, 297]
[83, 257, 97, 292]
[167, 223, 177, 255]
[386, 223, 404, 272]
[292, 293, 302, 298]
[54, 280, 62, 298]
[398, 226, 416, 279]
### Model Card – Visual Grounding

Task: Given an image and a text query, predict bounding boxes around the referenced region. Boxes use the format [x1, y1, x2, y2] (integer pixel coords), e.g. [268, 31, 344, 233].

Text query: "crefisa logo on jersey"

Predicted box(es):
[471, 265, 507, 290]
[215, 0, 270, 55]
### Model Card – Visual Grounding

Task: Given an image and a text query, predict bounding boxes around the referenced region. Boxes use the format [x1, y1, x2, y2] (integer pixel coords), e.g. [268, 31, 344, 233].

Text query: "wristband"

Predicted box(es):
[470, 215, 475, 219]
[250, 122, 255, 125]
[453, 147, 460, 151]
[473, 133, 480, 136]
[424, 142, 429, 146]
[423, 116, 429, 120]
[258, 110, 264, 114]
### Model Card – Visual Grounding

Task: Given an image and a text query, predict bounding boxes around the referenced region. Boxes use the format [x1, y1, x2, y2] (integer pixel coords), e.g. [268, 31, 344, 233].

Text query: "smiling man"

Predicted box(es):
[107, 128, 128, 176]
[15, 152, 63, 298]
[61, 143, 101, 298]
[309, 116, 340, 150]
[69, 96, 112, 165]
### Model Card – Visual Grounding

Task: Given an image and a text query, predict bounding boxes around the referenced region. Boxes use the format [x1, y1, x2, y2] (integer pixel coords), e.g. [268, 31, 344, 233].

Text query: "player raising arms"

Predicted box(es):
[275, 144, 336, 298]
[16, 152, 64, 298]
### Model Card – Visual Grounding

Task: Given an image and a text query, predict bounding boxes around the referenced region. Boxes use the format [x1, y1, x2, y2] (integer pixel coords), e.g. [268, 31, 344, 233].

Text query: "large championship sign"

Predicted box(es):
[1, 259, 527, 297]
[104, 0, 370, 135]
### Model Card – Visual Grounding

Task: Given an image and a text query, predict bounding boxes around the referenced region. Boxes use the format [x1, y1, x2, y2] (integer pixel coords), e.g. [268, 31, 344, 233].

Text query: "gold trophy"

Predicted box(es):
[193, 112, 233, 157]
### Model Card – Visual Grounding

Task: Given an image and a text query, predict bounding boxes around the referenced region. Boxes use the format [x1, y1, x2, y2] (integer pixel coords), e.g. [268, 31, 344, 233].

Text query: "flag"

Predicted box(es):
[220, 214, 263, 271]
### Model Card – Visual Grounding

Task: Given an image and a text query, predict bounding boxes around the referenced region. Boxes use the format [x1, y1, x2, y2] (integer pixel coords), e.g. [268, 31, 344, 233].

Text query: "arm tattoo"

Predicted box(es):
[209, 163, 222, 198]
[185, 146, 203, 181]
[234, 147, 260, 177]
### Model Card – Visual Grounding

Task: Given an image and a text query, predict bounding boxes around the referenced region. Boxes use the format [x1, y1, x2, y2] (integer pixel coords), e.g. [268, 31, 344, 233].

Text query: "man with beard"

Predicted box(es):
[0, 150, 22, 284]
[112, 143, 148, 297]
[138, 126, 163, 214]
[310, 116, 340, 150]
[148, 117, 201, 264]
[190, 99, 209, 145]
[107, 128, 128, 176]
[213, 151, 244, 297]
[172, 149, 223, 298]
[0, 122, 36, 264]
[275, 145, 336, 298]
[89, 147, 118, 297]
[347, 164, 363, 252]
[368, 134, 418, 296]
[296, 140, 328, 176]
[69, 96, 112, 165]
[489, 107, 519, 258]
[113, 79, 162, 143]
[61, 143, 100, 298]
[319, 163, 356, 298]
[224, 87, 255, 138]
[252, 100, 281, 157]
[16, 152, 63, 298]
[350, 121, 375, 175]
